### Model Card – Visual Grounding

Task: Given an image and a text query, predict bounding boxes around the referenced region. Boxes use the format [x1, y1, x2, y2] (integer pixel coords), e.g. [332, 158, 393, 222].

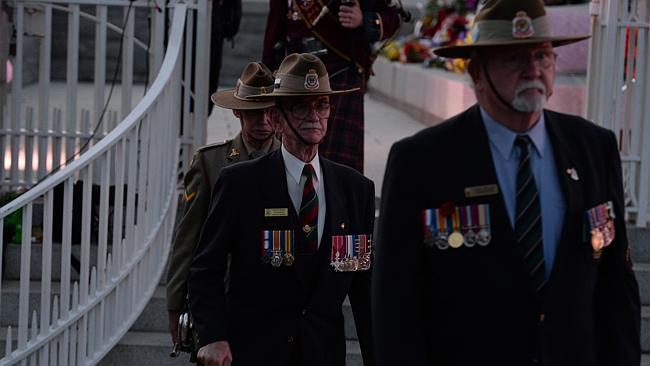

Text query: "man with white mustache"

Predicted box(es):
[373, 0, 641, 365]
[189, 53, 377, 366]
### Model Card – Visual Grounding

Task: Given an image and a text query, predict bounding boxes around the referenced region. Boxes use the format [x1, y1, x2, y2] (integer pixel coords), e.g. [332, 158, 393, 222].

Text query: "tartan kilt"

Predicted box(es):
[319, 67, 365, 173]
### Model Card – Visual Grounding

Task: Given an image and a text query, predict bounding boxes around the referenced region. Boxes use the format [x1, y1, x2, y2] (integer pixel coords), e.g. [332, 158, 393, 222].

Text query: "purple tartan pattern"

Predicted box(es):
[318, 68, 365, 173]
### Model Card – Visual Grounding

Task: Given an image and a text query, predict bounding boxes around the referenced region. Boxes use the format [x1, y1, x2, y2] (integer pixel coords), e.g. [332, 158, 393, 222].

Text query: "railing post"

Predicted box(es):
[12, 3, 24, 189]
[38, 4, 52, 181]
[95, 5, 108, 133]
[193, 0, 212, 152]
[121, 4, 135, 120]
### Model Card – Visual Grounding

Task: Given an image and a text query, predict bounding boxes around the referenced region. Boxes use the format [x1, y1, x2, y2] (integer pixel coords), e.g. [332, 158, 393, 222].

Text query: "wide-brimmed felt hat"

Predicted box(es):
[248, 53, 359, 99]
[211, 62, 276, 110]
[434, 0, 590, 59]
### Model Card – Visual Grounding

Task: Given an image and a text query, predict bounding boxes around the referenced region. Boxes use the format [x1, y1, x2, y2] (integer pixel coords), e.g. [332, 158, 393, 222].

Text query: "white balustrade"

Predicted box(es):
[0, 0, 209, 363]
[586, 0, 650, 226]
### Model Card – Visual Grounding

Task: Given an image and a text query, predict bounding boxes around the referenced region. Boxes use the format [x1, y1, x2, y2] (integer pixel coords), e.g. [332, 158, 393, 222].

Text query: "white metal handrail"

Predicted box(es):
[0, 3, 187, 364]
[585, 0, 650, 226]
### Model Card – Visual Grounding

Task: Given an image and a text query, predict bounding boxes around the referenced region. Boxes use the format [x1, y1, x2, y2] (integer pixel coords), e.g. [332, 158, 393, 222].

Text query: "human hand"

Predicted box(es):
[167, 310, 180, 344]
[197, 341, 233, 366]
[338, 0, 363, 29]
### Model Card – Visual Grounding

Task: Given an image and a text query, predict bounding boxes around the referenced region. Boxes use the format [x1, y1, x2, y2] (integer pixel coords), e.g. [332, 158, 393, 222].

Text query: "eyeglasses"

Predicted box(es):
[282, 101, 331, 119]
[499, 50, 558, 72]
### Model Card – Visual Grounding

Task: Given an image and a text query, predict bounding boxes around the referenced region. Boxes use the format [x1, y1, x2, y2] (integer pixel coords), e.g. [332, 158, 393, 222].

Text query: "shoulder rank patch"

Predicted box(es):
[183, 191, 196, 202]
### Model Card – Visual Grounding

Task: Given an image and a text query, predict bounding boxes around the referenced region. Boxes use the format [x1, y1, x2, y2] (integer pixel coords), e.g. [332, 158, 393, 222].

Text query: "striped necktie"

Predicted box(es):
[299, 164, 318, 251]
[514, 135, 546, 293]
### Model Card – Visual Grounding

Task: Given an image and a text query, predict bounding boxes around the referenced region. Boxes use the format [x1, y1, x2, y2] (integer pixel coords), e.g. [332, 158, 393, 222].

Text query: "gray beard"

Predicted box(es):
[512, 93, 546, 112]
[511, 80, 547, 113]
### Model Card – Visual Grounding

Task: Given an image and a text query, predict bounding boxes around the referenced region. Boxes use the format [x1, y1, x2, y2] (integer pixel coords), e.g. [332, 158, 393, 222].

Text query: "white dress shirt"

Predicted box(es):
[281, 144, 326, 246]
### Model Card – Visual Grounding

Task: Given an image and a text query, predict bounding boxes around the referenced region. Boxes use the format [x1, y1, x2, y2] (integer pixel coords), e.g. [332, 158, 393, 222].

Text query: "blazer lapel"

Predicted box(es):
[317, 159, 348, 262]
[458, 106, 517, 249]
[543, 111, 584, 295]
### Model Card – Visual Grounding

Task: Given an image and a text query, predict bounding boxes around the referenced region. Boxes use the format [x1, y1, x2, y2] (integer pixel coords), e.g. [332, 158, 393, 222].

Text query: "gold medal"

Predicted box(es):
[591, 228, 605, 252]
[448, 231, 464, 248]
[283, 253, 295, 266]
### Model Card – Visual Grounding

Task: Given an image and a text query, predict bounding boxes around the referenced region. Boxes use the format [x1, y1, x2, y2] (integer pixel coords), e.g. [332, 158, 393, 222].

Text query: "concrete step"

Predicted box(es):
[1, 243, 168, 285]
[637, 263, 650, 305]
[98, 331, 364, 366]
[0, 280, 359, 339]
[132, 287, 359, 338]
[629, 228, 650, 263]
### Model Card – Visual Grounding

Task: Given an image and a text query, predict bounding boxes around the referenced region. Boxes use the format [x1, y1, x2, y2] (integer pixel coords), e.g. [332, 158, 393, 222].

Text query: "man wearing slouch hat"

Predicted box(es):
[372, 0, 640, 365]
[166, 62, 280, 349]
[189, 53, 376, 366]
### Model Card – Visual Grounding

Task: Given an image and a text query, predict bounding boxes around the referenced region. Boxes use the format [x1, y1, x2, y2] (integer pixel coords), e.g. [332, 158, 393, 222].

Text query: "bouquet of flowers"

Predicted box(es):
[380, 0, 478, 73]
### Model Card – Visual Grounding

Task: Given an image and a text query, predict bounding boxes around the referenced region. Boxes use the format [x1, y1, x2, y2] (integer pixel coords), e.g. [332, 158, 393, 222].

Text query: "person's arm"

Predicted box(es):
[262, 0, 287, 70]
[594, 131, 641, 365]
[372, 141, 428, 366]
[348, 179, 376, 366]
[166, 152, 210, 341]
[188, 167, 239, 347]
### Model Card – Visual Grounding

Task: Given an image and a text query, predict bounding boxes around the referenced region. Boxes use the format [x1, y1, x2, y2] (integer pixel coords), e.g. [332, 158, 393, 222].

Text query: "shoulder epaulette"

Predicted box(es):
[196, 139, 232, 153]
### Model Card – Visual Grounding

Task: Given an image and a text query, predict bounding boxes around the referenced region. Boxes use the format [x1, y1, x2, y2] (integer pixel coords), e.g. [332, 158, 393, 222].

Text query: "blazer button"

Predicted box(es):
[301, 309, 307, 316]
[539, 313, 545, 323]
[287, 336, 295, 343]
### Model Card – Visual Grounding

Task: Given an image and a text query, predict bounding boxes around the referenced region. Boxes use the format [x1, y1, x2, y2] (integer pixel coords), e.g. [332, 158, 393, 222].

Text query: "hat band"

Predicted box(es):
[274, 73, 331, 94]
[234, 79, 274, 100]
[473, 15, 551, 43]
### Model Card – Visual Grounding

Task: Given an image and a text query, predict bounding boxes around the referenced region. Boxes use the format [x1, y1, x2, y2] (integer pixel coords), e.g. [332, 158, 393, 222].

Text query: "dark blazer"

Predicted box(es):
[189, 149, 376, 366]
[372, 105, 640, 366]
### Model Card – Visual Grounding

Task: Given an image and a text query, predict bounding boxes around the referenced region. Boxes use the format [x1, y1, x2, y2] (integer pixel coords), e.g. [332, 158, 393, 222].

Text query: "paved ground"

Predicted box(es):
[10, 83, 428, 194]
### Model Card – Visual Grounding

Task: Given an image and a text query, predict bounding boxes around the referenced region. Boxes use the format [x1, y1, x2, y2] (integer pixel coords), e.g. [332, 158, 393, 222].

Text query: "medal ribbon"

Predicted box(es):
[437, 209, 448, 235]
[262, 231, 270, 257]
[478, 204, 488, 230]
[346, 235, 353, 261]
[452, 207, 461, 232]
[423, 209, 435, 236]
[273, 231, 281, 255]
[284, 231, 293, 257]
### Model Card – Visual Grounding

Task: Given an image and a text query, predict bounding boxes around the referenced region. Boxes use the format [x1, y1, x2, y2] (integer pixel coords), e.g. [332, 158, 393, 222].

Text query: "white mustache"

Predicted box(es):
[514, 80, 546, 96]
[299, 122, 322, 129]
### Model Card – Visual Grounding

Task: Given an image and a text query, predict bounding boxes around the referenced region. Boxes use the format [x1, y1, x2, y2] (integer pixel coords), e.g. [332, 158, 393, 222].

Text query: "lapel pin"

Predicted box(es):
[566, 168, 579, 181]
[340, 222, 346, 230]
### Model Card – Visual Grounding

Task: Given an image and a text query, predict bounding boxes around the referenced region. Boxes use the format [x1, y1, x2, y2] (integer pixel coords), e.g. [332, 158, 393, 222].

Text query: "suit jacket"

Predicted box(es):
[372, 105, 640, 366]
[189, 149, 376, 366]
[166, 133, 281, 311]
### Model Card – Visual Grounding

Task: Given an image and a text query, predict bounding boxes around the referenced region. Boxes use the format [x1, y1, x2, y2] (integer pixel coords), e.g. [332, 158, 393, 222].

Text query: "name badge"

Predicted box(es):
[464, 184, 499, 198]
[265, 208, 289, 217]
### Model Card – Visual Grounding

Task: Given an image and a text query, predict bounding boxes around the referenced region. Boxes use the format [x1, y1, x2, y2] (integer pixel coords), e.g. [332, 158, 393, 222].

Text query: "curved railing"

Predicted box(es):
[0, 3, 187, 364]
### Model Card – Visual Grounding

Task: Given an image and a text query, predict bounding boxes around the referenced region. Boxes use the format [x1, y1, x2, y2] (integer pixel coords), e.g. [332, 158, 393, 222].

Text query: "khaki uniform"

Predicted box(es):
[166, 132, 281, 311]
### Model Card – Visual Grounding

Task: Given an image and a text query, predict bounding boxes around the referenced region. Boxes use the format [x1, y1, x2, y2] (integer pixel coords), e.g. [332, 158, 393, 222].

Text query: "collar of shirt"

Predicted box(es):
[281, 143, 322, 185]
[242, 137, 273, 158]
[480, 107, 546, 160]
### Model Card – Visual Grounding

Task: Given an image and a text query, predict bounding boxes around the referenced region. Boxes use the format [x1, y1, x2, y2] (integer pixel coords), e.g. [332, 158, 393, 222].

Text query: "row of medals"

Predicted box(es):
[262, 252, 295, 267]
[424, 227, 491, 250]
[331, 253, 371, 272]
